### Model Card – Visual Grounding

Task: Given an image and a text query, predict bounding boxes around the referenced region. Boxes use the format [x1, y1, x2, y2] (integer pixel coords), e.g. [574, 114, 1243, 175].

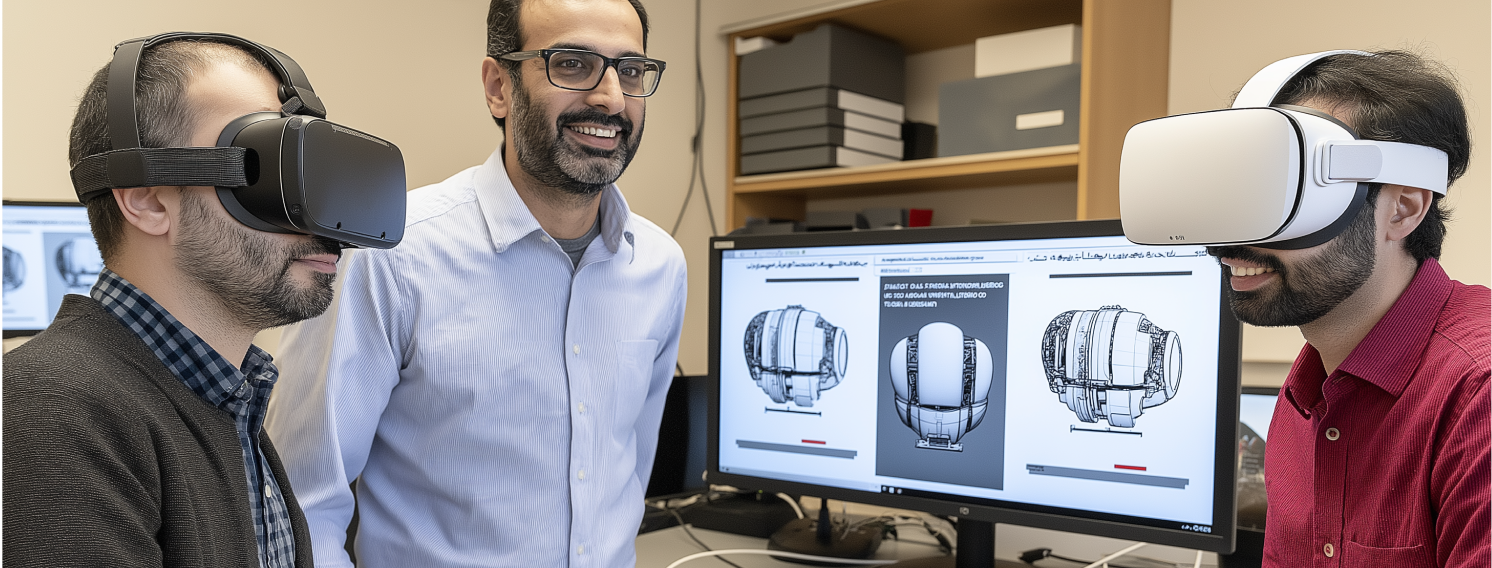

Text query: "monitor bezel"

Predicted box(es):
[706, 219, 1241, 553]
[3, 199, 92, 338]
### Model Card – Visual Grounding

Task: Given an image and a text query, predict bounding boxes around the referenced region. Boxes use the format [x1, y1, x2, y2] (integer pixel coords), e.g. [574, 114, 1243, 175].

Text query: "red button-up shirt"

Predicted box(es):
[1264, 259, 1489, 567]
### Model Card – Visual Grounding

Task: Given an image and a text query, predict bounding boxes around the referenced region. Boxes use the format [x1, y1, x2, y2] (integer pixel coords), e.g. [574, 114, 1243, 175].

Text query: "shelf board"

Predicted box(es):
[732, 144, 1079, 198]
[727, 0, 1083, 54]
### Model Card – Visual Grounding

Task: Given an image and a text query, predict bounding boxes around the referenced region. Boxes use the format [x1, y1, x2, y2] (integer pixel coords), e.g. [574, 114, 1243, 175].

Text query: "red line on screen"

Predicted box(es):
[1114, 464, 1147, 471]
[802, 439, 827, 445]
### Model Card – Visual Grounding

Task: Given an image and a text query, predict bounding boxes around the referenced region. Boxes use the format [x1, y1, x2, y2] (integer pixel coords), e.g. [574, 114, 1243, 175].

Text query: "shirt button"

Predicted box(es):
[578, 545, 586, 555]
[1324, 543, 1335, 557]
[578, 402, 587, 414]
[265, 483, 273, 495]
[541, 235, 551, 243]
[578, 469, 587, 480]
[573, 344, 581, 355]
[1325, 427, 1341, 441]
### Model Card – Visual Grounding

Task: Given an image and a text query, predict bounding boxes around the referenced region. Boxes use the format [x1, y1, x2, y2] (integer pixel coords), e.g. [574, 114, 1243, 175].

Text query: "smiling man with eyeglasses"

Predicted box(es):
[263, 1, 688, 567]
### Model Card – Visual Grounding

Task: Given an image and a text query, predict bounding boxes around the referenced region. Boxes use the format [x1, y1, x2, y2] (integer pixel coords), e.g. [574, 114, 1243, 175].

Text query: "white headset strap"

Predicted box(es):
[1232, 50, 1373, 108]
[1325, 140, 1449, 194]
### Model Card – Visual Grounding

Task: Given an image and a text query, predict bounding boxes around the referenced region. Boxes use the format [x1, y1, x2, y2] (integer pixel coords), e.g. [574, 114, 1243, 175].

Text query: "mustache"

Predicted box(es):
[287, 235, 344, 260]
[556, 108, 632, 136]
[1205, 245, 1285, 272]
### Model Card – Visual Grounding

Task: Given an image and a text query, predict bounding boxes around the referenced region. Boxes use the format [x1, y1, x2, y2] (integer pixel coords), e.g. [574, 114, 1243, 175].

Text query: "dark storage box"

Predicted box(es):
[740, 145, 897, 175]
[738, 23, 905, 103]
[739, 107, 901, 139]
[937, 63, 1081, 156]
[741, 126, 903, 159]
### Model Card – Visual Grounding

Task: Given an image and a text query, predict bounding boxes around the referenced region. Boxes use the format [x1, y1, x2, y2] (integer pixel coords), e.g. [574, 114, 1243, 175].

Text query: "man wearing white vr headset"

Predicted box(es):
[1122, 51, 1487, 566]
[5, 34, 406, 567]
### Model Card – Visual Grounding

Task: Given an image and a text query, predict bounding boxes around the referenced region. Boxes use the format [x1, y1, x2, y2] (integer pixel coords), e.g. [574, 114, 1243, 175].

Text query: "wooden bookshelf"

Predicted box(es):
[724, 0, 1171, 229]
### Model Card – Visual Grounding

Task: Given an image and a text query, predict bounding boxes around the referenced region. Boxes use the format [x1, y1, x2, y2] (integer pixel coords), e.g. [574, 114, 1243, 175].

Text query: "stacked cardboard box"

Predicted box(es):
[736, 24, 906, 175]
[938, 24, 1083, 157]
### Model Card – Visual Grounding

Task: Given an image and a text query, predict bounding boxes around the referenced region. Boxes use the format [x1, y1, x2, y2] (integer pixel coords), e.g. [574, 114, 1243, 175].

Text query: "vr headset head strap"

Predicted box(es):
[106, 32, 327, 146]
[74, 32, 328, 202]
[1231, 49, 1372, 109]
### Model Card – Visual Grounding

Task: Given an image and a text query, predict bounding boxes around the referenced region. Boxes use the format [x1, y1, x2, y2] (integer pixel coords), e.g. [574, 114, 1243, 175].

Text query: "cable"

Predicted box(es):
[1019, 547, 1178, 568]
[665, 549, 899, 568]
[669, 0, 718, 237]
[666, 508, 744, 568]
[775, 492, 805, 519]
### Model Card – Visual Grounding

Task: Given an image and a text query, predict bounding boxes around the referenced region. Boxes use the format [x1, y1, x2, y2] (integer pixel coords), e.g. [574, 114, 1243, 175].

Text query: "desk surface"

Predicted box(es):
[636, 522, 1222, 568]
[637, 523, 958, 568]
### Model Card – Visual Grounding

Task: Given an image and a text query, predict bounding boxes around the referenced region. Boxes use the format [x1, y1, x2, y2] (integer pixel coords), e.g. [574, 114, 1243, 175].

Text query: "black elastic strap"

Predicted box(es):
[70, 147, 249, 201]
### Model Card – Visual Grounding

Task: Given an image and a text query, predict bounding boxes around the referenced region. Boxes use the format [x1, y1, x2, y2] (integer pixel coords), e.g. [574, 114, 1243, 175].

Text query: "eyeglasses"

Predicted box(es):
[498, 49, 666, 97]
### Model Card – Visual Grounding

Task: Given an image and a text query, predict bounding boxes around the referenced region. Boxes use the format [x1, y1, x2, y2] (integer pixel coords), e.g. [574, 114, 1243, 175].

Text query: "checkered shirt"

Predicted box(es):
[91, 269, 296, 568]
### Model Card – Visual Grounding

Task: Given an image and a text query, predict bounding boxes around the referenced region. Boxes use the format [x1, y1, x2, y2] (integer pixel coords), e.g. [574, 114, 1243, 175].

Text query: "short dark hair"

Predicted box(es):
[485, 0, 651, 130]
[68, 40, 274, 263]
[1273, 50, 1470, 262]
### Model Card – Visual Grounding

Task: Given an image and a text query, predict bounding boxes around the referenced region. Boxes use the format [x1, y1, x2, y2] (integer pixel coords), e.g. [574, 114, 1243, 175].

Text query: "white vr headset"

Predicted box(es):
[1119, 50, 1449, 249]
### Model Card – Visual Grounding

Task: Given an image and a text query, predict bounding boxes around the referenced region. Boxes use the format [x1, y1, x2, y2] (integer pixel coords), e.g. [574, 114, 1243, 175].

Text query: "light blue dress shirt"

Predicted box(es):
[265, 148, 687, 568]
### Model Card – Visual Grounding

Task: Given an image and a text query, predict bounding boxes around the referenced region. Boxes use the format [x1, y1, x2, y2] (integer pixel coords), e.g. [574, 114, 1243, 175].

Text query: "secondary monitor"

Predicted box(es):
[708, 219, 1241, 556]
[3, 201, 102, 337]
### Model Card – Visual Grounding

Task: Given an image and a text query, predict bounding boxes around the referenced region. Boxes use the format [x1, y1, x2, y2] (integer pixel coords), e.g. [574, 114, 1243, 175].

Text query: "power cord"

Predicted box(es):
[669, 0, 718, 238]
[666, 507, 744, 568]
[1018, 547, 1190, 568]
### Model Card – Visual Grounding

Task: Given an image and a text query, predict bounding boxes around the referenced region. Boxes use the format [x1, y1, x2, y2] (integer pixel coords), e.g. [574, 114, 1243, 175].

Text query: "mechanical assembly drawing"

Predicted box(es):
[55, 238, 104, 291]
[1041, 306, 1181, 428]
[888, 322, 994, 452]
[3, 246, 24, 293]
[744, 305, 848, 407]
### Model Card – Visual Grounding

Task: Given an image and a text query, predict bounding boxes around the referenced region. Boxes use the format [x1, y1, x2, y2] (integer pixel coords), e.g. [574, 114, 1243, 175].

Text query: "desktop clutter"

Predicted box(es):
[734, 23, 1082, 176]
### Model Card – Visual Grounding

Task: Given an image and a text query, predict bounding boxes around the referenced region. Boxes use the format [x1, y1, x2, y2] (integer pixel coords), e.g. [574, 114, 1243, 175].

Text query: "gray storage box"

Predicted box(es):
[739, 107, 901, 139]
[740, 145, 897, 175]
[741, 126, 903, 159]
[738, 23, 905, 103]
[937, 63, 1080, 156]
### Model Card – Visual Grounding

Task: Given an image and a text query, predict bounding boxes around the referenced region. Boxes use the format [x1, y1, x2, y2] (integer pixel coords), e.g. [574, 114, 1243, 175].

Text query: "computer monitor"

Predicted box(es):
[1236, 387, 1277, 532]
[3, 201, 102, 338]
[707, 219, 1241, 561]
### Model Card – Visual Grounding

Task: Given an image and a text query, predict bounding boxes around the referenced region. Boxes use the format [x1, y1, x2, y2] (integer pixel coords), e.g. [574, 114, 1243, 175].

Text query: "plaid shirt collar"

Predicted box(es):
[89, 268, 277, 408]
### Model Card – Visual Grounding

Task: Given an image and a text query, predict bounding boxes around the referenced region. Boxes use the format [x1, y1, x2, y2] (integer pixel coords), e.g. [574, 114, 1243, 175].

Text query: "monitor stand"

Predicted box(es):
[885, 519, 1023, 568]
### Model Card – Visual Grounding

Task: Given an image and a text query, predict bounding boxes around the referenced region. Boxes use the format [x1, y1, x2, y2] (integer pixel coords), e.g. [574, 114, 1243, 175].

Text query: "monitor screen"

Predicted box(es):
[1236, 387, 1278, 532]
[3, 201, 102, 337]
[708, 220, 1240, 553]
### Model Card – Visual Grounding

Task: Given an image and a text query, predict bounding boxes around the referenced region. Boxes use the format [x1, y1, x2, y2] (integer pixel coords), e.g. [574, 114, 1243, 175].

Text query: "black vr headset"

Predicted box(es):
[69, 32, 406, 249]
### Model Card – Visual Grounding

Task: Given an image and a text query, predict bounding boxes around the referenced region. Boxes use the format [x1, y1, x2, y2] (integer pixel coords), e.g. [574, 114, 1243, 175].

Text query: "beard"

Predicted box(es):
[510, 75, 644, 199]
[1206, 203, 1377, 327]
[174, 189, 342, 330]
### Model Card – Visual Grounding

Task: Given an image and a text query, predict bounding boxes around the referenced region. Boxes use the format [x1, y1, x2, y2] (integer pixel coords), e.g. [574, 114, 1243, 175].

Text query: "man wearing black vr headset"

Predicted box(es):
[1128, 51, 1487, 567]
[264, 1, 686, 567]
[5, 35, 405, 567]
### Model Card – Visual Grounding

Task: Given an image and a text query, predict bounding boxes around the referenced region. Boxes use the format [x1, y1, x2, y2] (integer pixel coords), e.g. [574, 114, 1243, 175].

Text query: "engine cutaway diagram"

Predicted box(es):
[3, 246, 24, 293]
[1041, 306, 1181, 428]
[744, 305, 848, 407]
[55, 238, 103, 291]
[888, 322, 994, 451]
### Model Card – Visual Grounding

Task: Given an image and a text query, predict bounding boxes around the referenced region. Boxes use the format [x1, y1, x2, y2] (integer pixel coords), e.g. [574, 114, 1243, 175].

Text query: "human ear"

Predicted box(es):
[482, 57, 512, 125]
[111, 186, 175, 237]
[1381, 184, 1432, 243]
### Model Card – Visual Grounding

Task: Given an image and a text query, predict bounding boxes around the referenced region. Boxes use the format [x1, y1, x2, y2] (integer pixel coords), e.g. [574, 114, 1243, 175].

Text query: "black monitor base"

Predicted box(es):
[768, 497, 883, 565]
[883, 519, 1024, 568]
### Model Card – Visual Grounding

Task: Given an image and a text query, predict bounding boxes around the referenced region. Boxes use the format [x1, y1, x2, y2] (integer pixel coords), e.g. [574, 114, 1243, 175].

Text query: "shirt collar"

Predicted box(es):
[90, 268, 276, 408]
[472, 146, 633, 255]
[1282, 258, 1453, 416]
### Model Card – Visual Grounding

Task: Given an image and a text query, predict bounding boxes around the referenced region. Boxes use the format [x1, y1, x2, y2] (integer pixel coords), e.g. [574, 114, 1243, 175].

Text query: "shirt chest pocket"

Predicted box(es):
[611, 339, 658, 429]
[1344, 541, 1433, 566]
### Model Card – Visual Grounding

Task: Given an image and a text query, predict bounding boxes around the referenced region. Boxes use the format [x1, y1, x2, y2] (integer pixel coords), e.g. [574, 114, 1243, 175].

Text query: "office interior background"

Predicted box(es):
[4, 0, 1488, 387]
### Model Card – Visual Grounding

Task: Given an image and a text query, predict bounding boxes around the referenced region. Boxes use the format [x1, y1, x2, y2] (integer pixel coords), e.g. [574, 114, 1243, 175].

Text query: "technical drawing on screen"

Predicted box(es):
[709, 220, 1240, 553]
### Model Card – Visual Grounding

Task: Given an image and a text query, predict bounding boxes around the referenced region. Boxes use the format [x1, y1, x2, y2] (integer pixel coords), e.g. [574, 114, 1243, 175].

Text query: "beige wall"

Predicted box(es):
[5, 1, 1488, 381]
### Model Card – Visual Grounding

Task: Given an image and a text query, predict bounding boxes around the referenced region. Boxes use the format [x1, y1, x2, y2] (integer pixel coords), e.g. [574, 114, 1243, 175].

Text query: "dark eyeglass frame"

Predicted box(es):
[497, 48, 666, 97]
